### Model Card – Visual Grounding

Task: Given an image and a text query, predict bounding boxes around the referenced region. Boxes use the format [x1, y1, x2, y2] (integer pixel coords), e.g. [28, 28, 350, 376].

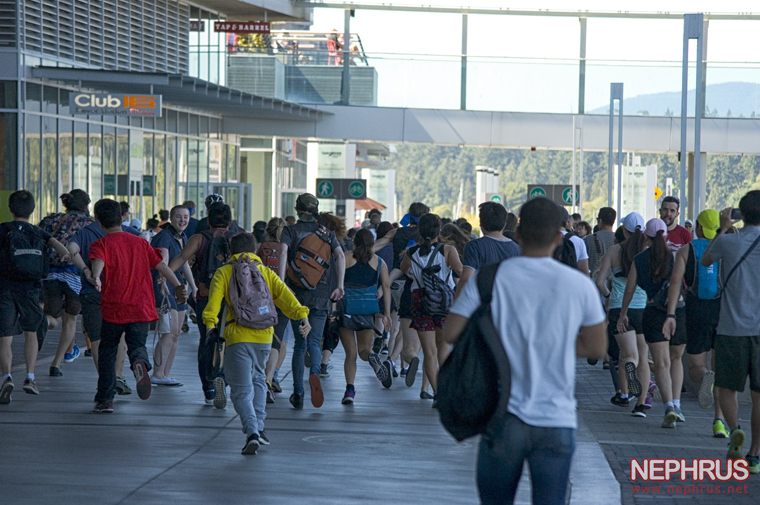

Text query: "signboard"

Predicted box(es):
[70, 93, 162, 117]
[316, 179, 367, 200]
[190, 20, 205, 32]
[613, 164, 658, 221]
[143, 175, 155, 197]
[214, 21, 270, 34]
[527, 185, 580, 206]
[208, 142, 222, 183]
[486, 193, 504, 205]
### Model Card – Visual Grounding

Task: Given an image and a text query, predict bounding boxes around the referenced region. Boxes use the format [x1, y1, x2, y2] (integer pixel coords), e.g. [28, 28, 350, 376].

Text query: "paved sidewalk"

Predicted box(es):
[577, 360, 758, 504]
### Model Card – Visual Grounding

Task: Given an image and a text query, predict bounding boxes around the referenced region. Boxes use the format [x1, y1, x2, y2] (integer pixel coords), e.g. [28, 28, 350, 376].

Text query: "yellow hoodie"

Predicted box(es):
[202, 252, 309, 346]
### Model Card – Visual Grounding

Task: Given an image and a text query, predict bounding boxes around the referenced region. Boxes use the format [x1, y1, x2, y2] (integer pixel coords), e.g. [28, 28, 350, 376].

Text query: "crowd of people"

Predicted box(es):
[1, 185, 759, 501]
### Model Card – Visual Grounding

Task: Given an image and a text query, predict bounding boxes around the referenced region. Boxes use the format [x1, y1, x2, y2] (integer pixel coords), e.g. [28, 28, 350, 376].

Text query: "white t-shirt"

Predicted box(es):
[562, 230, 589, 262]
[449, 257, 605, 429]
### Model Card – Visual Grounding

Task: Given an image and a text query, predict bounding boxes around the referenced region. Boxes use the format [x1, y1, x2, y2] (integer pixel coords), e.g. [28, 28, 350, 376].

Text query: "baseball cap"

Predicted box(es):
[205, 194, 224, 207]
[295, 193, 319, 212]
[697, 209, 720, 239]
[622, 212, 645, 233]
[645, 218, 668, 238]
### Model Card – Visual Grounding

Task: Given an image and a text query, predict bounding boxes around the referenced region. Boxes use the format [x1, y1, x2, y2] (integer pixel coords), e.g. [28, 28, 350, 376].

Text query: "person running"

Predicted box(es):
[375, 221, 402, 375]
[338, 229, 392, 404]
[193, 194, 242, 235]
[167, 203, 237, 405]
[88, 199, 187, 413]
[457, 202, 520, 295]
[37, 190, 93, 376]
[662, 209, 728, 438]
[0, 190, 71, 403]
[257, 217, 292, 402]
[150, 205, 196, 386]
[699, 192, 760, 473]
[278, 193, 345, 410]
[203, 232, 310, 454]
[619, 218, 686, 429]
[401, 213, 463, 406]
[596, 213, 651, 416]
[68, 211, 142, 393]
[445, 197, 606, 505]
[659, 196, 692, 252]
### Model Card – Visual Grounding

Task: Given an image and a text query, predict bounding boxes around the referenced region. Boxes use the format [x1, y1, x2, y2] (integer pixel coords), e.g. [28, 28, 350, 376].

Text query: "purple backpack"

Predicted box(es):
[228, 255, 278, 330]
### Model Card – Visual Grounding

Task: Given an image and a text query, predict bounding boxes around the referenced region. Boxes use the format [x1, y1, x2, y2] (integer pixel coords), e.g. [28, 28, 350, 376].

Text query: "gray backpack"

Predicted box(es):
[228, 255, 278, 330]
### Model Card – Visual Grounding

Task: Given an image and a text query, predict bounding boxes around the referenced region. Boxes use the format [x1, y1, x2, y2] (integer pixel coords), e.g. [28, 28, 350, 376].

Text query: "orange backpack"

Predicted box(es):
[286, 225, 333, 290]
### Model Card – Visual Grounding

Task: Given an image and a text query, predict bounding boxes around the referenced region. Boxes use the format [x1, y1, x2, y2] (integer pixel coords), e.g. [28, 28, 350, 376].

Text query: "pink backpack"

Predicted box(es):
[228, 255, 278, 330]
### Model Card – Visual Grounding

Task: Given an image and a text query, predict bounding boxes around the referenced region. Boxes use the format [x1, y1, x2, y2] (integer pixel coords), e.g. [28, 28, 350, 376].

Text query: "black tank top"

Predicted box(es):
[392, 226, 421, 270]
[345, 260, 380, 289]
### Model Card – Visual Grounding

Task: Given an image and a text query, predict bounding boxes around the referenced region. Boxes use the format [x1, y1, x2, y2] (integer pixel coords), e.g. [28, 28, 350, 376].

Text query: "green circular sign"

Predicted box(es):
[318, 181, 334, 197]
[490, 195, 502, 204]
[348, 181, 365, 198]
[529, 187, 546, 199]
[562, 187, 578, 205]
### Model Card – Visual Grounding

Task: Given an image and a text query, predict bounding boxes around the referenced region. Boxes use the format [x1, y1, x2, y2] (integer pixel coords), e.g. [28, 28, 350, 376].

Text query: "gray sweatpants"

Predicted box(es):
[224, 342, 271, 437]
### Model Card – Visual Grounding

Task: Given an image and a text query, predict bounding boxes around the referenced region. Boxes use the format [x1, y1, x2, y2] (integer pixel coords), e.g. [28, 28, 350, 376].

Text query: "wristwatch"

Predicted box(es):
[666, 314, 676, 319]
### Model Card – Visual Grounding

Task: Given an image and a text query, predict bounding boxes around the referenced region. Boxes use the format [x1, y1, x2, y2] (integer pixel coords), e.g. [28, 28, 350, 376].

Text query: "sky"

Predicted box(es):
[309, 1, 760, 112]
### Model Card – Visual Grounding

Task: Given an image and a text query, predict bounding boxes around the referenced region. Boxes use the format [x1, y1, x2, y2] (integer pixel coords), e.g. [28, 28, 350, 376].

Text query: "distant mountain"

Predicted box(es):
[589, 81, 760, 117]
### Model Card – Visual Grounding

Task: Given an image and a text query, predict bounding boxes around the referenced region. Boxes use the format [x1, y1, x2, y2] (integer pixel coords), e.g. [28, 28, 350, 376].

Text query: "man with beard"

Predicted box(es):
[659, 196, 692, 252]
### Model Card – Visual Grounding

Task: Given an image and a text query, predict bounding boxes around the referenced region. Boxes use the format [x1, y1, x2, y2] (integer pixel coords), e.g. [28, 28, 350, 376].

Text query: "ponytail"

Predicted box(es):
[417, 213, 441, 256]
[648, 230, 670, 283]
[620, 228, 646, 276]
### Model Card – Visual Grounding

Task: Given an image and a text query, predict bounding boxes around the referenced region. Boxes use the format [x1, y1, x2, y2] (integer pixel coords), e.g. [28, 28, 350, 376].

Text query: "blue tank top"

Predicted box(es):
[608, 266, 647, 310]
[689, 239, 720, 299]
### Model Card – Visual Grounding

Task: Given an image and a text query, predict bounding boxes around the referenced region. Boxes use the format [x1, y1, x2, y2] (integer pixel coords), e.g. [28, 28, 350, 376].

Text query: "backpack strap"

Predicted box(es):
[426, 243, 444, 269]
[721, 233, 760, 292]
[476, 262, 500, 306]
[593, 232, 602, 256]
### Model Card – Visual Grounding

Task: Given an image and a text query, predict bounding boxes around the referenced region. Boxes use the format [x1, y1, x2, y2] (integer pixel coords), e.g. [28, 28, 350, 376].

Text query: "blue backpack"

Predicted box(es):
[687, 239, 720, 300]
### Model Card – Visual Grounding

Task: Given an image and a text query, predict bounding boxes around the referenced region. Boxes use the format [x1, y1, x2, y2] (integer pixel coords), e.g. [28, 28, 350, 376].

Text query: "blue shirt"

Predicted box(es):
[70, 223, 140, 295]
[462, 235, 521, 271]
[185, 217, 199, 237]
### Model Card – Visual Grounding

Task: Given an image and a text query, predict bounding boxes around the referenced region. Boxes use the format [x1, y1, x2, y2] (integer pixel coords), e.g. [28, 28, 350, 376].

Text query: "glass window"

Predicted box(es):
[130, 117, 142, 128]
[43, 86, 57, 115]
[25, 114, 41, 222]
[198, 140, 208, 184]
[74, 121, 87, 194]
[59, 91, 70, 116]
[1, 81, 18, 109]
[241, 137, 272, 149]
[59, 119, 73, 194]
[167, 109, 177, 132]
[168, 136, 177, 207]
[226, 144, 238, 182]
[0, 113, 18, 191]
[117, 129, 128, 176]
[90, 124, 103, 201]
[143, 117, 154, 130]
[116, 115, 129, 126]
[199, 116, 209, 137]
[210, 118, 219, 139]
[178, 112, 188, 134]
[189, 114, 199, 135]
[42, 116, 57, 216]
[155, 134, 165, 211]
[26, 83, 42, 113]
[155, 112, 165, 131]
[103, 127, 115, 198]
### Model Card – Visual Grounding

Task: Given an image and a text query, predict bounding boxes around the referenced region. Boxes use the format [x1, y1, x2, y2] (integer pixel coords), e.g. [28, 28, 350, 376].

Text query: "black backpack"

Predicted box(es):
[196, 229, 235, 288]
[437, 262, 511, 442]
[553, 231, 578, 269]
[1, 223, 49, 282]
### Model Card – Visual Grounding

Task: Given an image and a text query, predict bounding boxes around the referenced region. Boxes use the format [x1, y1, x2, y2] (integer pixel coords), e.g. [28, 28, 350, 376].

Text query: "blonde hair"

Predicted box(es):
[265, 217, 286, 242]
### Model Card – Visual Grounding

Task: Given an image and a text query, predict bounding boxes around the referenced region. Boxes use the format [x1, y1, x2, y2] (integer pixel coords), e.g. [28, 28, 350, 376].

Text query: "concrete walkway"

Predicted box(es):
[2, 325, 623, 505]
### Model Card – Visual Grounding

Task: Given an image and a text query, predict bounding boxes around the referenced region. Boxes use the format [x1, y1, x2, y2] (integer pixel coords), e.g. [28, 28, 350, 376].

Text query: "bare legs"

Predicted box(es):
[0, 332, 38, 376]
[51, 313, 78, 369]
[417, 330, 438, 394]
[339, 328, 374, 386]
[152, 309, 184, 379]
[649, 342, 674, 404]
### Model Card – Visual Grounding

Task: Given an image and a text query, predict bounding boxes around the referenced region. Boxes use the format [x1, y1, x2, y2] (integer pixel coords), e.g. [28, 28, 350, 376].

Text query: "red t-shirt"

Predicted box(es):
[666, 224, 693, 252]
[90, 232, 163, 324]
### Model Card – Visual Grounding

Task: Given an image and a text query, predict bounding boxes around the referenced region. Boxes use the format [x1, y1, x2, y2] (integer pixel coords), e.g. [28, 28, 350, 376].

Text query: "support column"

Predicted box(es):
[460, 14, 468, 111]
[608, 83, 623, 210]
[680, 13, 705, 222]
[341, 9, 351, 106]
[578, 17, 587, 114]
[687, 153, 695, 220]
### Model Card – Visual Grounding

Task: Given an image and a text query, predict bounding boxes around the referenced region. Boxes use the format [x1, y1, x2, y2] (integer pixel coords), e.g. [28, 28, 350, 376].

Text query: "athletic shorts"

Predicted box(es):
[398, 279, 413, 319]
[42, 279, 82, 317]
[410, 289, 446, 332]
[714, 334, 760, 393]
[685, 295, 720, 355]
[79, 292, 103, 342]
[390, 280, 404, 313]
[607, 308, 644, 338]
[0, 287, 43, 335]
[271, 308, 292, 351]
[642, 305, 686, 346]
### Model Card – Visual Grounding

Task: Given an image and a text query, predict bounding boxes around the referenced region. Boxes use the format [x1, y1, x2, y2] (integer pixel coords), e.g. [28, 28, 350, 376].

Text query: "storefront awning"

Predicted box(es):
[31, 67, 325, 121]
[354, 197, 387, 211]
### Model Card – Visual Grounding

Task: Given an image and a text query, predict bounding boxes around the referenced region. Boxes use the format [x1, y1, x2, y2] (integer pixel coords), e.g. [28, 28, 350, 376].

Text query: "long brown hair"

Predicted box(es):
[648, 231, 671, 283]
[620, 229, 647, 276]
[353, 228, 374, 264]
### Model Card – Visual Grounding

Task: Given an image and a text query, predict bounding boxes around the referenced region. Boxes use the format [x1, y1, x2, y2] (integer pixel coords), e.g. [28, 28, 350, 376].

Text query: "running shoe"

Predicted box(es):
[381, 345, 389, 354]
[93, 401, 114, 413]
[624, 362, 641, 397]
[649, 381, 661, 403]
[610, 393, 629, 408]
[271, 379, 282, 393]
[368, 352, 389, 385]
[181, 321, 189, 333]
[204, 389, 215, 406]
[319, 363, 330, 378]
[631, 405, 647, 418]
[372, 337, 382, 354]
[405, 357, 419, 388]
[673, 406, 686, 423]
[698, 371, 715, 409]
[151, 376, 169, 385]
[266, 384, 275, 404]
[644, 396, 652, 409]
[163, 377, 183, 386]
[290, 392, 304, 409]
[132, 360, 151, 400]
[309, 374, 323, 408]
[400, 367, 408, 378]
[381, 359, 393, 389]
[64, 345, 80, 363]
[213, 377, 227, 409]
[341, 389, 355, 405]
[0, 377, 13, 404]
[713, 419, 729, 438]
[114, 377, 132, 395]
[727, 428, 746, 460]
[241, 434, 260, 455]
[420, 391, 434, 400]
[662, 406, 678, 428]
[84, 348, 92, 357]
[258, 431, 270, 446]
[22, 378, 39, 395]
[747, 455, 760, 474]
[49, 366, 62, 377]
